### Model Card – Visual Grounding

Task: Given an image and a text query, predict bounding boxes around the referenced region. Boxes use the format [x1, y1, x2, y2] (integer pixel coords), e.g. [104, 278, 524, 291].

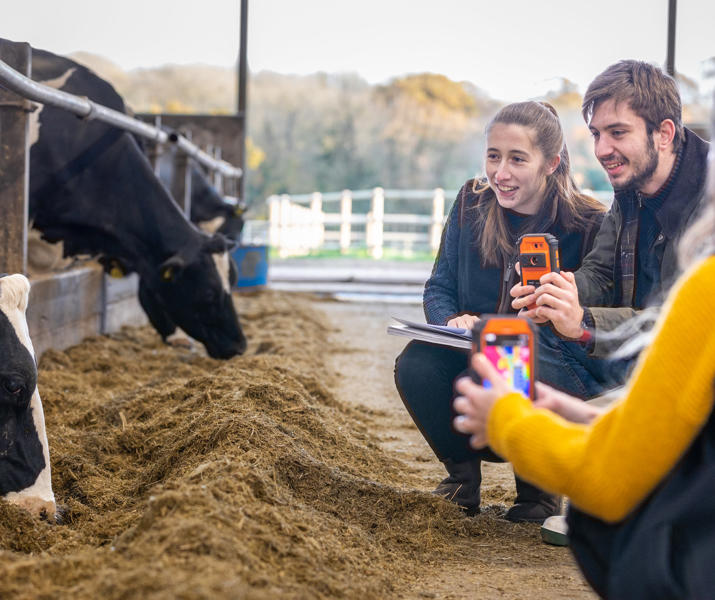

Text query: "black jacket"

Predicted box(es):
[568, 387, 715, 599]
[574, 129, 710, 356]
[424, 179, 605, 324]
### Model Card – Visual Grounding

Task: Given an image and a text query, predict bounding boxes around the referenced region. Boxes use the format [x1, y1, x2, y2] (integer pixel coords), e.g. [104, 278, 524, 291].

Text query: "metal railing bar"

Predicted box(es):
[0, 58, 242, 179]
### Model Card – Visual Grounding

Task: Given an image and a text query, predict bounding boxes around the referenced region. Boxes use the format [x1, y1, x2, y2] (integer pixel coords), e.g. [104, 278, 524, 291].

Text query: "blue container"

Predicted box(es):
[231, 244, 269, 288]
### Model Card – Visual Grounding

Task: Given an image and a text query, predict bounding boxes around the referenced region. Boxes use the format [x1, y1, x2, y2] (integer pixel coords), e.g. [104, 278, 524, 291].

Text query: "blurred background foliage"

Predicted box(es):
[72, 52, 712, 211]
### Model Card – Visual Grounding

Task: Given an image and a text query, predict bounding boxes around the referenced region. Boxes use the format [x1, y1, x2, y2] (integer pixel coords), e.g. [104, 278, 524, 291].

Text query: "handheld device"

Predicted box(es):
[471, 316, 536, 400]
[518, 233, 560, 288]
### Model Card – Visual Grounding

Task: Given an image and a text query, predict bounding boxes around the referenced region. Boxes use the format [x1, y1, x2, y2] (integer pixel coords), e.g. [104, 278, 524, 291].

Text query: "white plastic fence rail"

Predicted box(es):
[266, 188, 613, 258]
[267, 188, 454, 258]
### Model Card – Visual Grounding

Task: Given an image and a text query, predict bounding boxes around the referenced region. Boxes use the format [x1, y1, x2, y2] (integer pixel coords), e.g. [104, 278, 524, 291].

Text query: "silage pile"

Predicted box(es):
[0, 290, 510, 599]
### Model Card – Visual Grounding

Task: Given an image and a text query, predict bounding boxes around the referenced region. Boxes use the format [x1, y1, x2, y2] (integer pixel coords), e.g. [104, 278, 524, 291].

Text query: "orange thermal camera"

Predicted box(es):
[471, 315, 537, 400]
[518, 233, 560, 288]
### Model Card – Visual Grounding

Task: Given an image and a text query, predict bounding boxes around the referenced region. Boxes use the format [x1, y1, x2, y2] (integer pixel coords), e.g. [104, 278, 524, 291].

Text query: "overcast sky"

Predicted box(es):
[3, 0, 714, 101]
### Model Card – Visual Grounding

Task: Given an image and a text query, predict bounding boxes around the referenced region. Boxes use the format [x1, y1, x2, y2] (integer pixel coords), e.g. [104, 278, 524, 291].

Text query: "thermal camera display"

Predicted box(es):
[482, 339, 531, 397]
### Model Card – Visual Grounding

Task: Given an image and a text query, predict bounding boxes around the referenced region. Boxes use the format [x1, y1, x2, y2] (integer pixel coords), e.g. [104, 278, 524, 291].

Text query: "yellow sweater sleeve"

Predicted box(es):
[487, 257, 715, 523]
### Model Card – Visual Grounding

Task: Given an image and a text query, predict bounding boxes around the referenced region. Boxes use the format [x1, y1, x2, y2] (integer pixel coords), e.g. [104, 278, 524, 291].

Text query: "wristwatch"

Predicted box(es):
[577, 309, 594, 344]
[577, 323, 592, 344]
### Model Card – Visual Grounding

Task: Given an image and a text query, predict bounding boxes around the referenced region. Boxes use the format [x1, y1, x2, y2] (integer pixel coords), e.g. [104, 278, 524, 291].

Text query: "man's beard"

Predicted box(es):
[612, 139, 659, 192]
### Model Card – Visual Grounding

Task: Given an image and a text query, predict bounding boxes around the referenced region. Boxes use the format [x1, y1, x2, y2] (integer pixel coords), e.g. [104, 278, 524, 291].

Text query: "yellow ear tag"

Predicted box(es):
[234, 206, 244, 216]
[161, 267, 173, 281]
[108, 260, 126, 278]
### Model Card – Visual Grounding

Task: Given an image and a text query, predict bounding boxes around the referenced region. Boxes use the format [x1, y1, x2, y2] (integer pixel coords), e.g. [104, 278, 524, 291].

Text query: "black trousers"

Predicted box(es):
[394, 340, 502, 463]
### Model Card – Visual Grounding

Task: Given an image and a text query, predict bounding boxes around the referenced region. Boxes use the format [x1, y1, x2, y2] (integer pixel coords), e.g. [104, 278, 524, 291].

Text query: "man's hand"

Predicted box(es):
[447, 314, 480, 330]
[531, 271, 584, 338]
[510, 262, 547, 323]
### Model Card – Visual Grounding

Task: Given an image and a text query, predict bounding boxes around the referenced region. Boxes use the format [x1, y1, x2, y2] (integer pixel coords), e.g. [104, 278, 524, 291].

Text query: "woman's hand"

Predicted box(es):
[447, 314, 480, 330]
[510, 262, 548, 323]
[452, 353, 512, 449]
[533, 382, 604, 424]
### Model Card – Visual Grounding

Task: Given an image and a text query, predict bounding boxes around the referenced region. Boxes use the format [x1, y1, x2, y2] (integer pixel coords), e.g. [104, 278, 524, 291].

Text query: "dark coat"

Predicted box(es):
[424, 179, 605, 324]
[568, 387, 715, 599]
[574, 129, 710, 356]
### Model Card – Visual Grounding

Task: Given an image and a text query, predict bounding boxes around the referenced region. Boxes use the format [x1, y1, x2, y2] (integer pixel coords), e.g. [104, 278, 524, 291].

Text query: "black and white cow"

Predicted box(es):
[0, 274, 55, 518]
[26, 43, 247, 359]
[155, 142, 246, 241]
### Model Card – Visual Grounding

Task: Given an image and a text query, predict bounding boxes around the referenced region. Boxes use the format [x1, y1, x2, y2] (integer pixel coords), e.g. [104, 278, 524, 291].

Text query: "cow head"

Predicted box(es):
[215, 198, 246, 241]
[153, 137, 245, 242]
[26, 47, 249, 361]
[0, 275, 56, 519]
[137, 233, 246, 359]
[187, 163, 245, 242]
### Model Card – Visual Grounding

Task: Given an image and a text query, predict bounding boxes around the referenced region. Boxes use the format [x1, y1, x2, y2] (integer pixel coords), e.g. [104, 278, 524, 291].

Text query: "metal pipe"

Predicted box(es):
[166, 131, 242, 178]
[0, 58, 242, 178]
[237, 0, 249, 202]
[238, 0, 248, 118]
[666, 0, 677, 76]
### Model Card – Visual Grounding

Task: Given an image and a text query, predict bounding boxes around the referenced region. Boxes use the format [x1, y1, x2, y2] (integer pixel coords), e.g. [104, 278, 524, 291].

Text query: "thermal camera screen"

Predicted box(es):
[482, 333, 531, 398]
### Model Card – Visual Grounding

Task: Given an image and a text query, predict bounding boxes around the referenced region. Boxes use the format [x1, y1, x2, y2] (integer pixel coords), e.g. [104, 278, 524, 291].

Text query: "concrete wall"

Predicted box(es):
[27, 266, 147, 358]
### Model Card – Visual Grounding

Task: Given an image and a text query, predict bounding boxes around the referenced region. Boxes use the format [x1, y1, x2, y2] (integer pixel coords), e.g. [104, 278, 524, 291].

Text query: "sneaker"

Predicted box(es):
[541, 515, 569, 546]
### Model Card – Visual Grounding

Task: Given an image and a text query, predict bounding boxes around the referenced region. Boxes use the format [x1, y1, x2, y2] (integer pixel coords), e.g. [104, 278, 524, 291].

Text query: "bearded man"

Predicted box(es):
[512, 60, 710, 399]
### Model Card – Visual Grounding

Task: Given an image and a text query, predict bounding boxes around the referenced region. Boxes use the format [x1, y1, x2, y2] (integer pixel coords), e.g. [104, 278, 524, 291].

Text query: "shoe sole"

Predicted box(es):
[505, 515, 551, 524]
[541, 526, 569, 546]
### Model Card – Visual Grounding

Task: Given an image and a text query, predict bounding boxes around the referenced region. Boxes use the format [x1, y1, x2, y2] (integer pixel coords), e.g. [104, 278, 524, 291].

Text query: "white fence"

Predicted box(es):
[265, 187, 613, 258]
[267, 188, 456, 258]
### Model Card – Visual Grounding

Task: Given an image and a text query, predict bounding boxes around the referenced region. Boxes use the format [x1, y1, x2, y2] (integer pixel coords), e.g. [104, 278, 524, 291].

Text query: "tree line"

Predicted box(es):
[71, 52, 713, 213]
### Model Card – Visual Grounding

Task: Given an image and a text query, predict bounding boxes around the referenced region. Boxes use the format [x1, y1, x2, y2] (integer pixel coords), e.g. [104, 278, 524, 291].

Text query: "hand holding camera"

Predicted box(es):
[509, 233, 585, 339]
[510, 233, 560, 318]
[529, 271, 585, 339]
[453, 355, 506, 449]
[453, 315, 536, 448]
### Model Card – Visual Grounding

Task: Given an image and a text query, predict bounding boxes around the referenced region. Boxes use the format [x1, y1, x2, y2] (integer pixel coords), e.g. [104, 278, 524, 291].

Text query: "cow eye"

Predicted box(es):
[3, 378, 24, 395]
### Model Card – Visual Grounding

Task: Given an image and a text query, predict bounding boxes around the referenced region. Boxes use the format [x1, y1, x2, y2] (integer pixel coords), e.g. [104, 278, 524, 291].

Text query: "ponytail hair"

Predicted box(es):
[474, 101, 605, 267]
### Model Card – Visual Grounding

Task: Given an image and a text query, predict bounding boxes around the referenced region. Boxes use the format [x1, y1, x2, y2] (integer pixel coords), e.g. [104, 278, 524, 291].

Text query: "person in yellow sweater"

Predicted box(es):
[452, 144, 715, 597]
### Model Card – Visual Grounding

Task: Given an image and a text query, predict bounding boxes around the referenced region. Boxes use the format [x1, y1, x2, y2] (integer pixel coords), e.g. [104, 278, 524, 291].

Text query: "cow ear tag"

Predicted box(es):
[109, 260, 126, 278]
[159, 255, 185, 281]
[161, 266, 175, 282]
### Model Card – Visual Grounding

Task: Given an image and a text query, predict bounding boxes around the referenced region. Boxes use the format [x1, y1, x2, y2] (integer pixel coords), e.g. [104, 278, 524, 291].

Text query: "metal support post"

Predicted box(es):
[0, 40, 31, 275]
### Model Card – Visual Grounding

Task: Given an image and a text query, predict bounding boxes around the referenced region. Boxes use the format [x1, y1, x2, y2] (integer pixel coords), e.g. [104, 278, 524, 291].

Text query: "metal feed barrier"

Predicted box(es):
[0, 39, 244, 355]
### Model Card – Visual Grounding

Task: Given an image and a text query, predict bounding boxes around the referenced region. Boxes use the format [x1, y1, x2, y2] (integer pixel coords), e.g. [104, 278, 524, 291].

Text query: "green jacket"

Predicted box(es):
[574, 129, 709, 356]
